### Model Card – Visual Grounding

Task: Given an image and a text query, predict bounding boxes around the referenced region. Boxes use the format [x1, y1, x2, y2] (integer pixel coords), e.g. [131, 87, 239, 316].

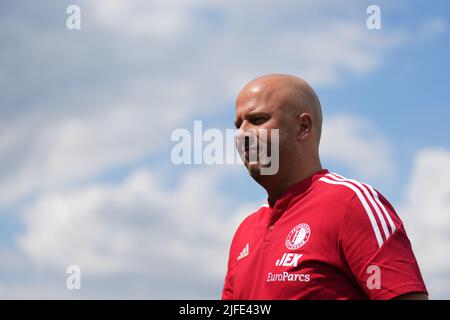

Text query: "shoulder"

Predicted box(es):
[312, 172, 363, 215]
[234, 203, 269, 234]
[320, 172, 400, 248]
[316, 172, 398, 223]
[316, 172, 389, 210]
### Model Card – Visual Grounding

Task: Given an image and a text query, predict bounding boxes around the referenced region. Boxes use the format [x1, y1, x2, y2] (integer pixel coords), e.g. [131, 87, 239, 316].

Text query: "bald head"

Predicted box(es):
[236, 74, 323, 146]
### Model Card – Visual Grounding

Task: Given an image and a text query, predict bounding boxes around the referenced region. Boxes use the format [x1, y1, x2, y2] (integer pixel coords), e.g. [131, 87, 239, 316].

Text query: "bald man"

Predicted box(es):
[222, 74, 428, 300]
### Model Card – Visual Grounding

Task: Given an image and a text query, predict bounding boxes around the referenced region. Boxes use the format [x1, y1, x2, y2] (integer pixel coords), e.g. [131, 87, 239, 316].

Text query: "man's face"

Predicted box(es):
[235, 88, 296, 178]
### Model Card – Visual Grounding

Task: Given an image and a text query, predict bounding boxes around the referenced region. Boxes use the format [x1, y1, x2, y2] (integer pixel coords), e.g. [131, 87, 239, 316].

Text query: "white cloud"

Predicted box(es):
[400, 148, 450, 299]
[320, 114, 394, 180]
[89, 0, 203, 40]
[0, 94, 192, 205]
[0, 1, 412, 205]
[16, 166, 256, 298]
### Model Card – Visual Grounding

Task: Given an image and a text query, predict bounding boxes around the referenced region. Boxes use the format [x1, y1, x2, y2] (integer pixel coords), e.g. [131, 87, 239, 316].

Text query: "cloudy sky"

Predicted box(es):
[0, 0, 449, 299]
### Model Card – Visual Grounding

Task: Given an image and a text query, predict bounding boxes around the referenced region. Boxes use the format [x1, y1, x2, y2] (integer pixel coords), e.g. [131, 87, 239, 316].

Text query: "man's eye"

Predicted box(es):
[253, 117, 267, 124]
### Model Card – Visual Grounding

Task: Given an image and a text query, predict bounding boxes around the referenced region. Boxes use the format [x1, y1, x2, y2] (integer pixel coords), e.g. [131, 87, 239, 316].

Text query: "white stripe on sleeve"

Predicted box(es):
[319, 176, 384, 248]
[327, 173, 391, 241]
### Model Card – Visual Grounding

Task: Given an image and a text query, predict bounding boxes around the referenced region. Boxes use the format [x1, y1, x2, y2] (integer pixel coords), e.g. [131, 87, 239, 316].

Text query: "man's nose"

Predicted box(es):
[236, 127, 258, 150]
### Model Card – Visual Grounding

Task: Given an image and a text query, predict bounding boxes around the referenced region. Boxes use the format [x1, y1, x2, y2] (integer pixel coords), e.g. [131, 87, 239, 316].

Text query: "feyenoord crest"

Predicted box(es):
[285, 223, 311, 250]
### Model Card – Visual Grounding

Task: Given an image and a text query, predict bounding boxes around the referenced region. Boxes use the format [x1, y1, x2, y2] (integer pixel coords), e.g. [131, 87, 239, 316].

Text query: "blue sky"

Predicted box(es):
[0, 0, 449, 299]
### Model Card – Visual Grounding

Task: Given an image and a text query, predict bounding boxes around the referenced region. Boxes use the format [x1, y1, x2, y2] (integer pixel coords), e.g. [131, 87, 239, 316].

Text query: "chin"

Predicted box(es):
[248, 166, 261, 178]
[248, 164, 273, 182]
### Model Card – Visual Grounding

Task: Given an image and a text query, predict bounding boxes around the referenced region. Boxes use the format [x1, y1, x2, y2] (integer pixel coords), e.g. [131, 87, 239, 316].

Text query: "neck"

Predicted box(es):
[263, 160, 322, 205]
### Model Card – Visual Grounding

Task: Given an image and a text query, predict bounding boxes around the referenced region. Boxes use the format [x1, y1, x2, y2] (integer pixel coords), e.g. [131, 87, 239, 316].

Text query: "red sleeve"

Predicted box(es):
[222, 264, 234, 300]
[222, 221, 242, 300]
[339, 191, 428, 300]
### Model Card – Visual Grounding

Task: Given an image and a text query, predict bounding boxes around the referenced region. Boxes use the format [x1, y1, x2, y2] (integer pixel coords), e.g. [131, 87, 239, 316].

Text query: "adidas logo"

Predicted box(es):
[237, 243, 249, 261]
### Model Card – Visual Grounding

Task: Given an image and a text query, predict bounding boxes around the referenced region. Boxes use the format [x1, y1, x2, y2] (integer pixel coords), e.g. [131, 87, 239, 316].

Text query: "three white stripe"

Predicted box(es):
[319, 173, 395, 248]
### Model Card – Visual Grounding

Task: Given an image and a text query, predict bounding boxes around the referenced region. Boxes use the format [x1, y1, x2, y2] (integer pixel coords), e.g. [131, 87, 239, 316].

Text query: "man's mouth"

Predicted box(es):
[244, 148, 260, 164]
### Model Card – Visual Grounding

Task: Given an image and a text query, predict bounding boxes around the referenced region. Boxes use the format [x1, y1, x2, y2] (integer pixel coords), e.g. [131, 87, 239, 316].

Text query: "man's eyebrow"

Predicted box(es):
[248, 111, 269, 116]
[234, 111, 269, 128]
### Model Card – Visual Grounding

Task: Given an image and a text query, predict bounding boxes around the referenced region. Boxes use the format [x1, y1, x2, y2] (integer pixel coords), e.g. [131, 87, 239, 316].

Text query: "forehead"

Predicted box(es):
[237, 85, 271, 111]
[235, 85, 287, 119]
[236, 96, 265, 116]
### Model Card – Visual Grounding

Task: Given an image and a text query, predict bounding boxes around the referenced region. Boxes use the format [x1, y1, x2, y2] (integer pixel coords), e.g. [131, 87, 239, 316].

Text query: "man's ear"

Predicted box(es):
[297, 113, 312, 142]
